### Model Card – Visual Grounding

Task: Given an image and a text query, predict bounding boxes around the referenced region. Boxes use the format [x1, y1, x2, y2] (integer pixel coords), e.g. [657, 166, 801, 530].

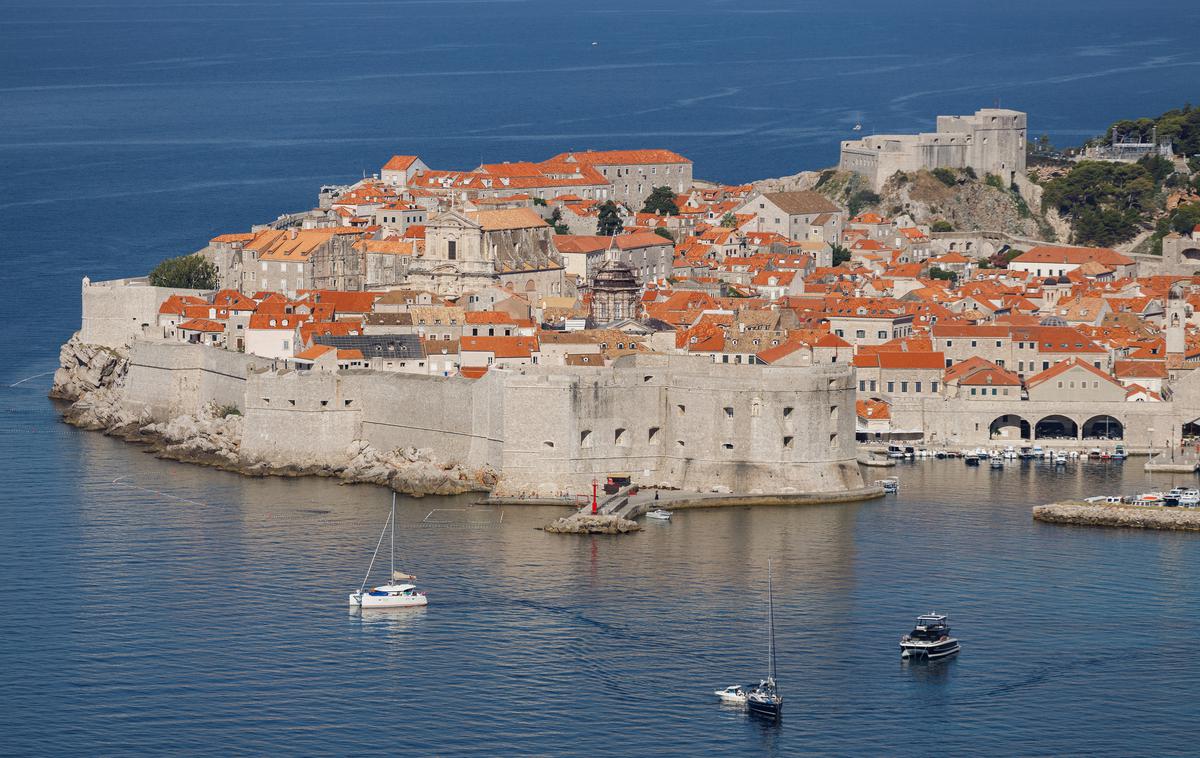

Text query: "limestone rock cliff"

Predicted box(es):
[51, 335, 497, 497]
[756, 168, 1063, 240]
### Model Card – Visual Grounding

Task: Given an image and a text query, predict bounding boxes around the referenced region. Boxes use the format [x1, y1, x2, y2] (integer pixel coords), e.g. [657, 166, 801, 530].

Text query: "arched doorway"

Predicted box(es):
[1082, 415, 1123, 440]
[989, 414, 1030, 441]
[1035, 415, 1078, 440]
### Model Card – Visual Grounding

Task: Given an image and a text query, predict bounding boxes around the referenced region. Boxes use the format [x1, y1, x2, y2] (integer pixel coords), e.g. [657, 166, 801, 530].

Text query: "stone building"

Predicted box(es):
[589, 259, 641, 325]
[407, 208, 566, 299]
[543, 149, 693, 206]
[737, 191, 845, 242]
[839, 108, 1028, 191]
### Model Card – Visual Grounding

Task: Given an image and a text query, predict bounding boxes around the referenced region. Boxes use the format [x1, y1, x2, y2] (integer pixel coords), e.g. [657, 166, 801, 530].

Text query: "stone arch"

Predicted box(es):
[1035, 414, 1078, 440]
[525, 279, 537, 292]
[989, 414, 1030, 441]
[1181, 247, 1200, 262]
[1081, 415, 1123, 440]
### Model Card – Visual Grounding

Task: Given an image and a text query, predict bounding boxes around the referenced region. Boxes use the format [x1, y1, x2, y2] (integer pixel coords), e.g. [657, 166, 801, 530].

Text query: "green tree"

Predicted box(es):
[1042, 160, 1159, 246]
[1169, 203, 1200, 235]
[720, 212, 738, 228]
[1137, 154, 1175, 184]
[932, 168, 958, 187]
[848, 189, 880, 216]
[927, 266, 957, 282]
[547, 207, 569, 235]
[641, 186, 679, 216]
[653, 227, 675, 242]
[931, 220, 953, 233]
[831, 243, 851, 266]
[148, 253, 217, 289]
[596, 201, 624, 236]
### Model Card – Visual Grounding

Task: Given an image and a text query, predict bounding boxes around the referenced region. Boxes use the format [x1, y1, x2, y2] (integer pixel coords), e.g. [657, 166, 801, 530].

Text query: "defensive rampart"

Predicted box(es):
[107, 342, 865, 497]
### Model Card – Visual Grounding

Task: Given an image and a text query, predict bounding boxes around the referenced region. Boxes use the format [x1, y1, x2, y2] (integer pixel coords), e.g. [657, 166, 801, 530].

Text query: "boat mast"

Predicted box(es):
[359, 501, 393, 595]
[391, 492, 396, 580]
[767, 558, 777, 683]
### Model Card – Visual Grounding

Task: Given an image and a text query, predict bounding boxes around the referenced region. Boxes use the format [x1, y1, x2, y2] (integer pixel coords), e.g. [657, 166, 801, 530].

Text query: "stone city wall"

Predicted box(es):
[80, 277, 209, 348]
[500, 355, 863, 496]
[108, 341, 864, 497]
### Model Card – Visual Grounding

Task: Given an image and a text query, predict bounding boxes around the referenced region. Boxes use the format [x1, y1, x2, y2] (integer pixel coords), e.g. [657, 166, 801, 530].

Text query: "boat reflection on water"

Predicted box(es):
[349, 604, 428, 631]
[900, 654, 957, 684]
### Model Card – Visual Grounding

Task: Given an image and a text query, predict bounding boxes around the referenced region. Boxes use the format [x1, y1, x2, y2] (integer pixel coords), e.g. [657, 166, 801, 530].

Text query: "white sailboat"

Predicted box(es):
[746, 559, 783, 719]
[348, 493, 428, 608]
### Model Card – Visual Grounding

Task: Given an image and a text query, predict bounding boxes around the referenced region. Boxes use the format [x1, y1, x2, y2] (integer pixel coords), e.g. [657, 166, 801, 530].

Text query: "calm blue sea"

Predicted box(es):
[4, 1, 1200, 754]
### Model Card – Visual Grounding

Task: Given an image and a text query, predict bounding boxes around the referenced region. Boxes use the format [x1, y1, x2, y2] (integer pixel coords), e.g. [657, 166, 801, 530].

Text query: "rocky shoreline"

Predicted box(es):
[51, 335, 497, 497]
[1033, 501, 1200, 532]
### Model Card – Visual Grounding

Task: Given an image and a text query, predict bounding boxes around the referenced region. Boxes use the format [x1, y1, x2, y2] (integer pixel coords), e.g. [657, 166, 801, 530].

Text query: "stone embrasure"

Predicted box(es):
[542, 513, 642, 535]
[1033, 501, 1200, 532]
[50, 336, 495, 497]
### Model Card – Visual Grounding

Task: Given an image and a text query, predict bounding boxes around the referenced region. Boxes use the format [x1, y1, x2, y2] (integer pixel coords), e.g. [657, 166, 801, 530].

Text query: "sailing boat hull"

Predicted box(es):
[349, 592, 428, 608]
[746, 697, 783, 719]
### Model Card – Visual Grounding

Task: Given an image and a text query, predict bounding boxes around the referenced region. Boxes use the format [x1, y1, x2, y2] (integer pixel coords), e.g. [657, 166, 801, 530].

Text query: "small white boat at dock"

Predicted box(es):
[646, 509, 673, 520]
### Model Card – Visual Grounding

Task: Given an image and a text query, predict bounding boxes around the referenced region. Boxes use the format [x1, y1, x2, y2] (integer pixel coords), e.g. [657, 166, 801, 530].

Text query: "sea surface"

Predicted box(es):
[4, 392, 1200, 755]
[5, 1, 1200, 754]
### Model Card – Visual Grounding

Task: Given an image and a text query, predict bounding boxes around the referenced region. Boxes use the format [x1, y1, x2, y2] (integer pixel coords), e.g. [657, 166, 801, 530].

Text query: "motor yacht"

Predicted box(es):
[1054, 453, 1068, 465]
[1180, 490, 1200, 507]
[964, 453, 981, 467]
[714, 685, 747, 704]
[877, 478, 900, 493]
[900, 613, 960, 660]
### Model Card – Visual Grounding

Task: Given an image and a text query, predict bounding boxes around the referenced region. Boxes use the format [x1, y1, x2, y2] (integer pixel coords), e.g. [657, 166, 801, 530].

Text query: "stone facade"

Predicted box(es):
[104, 339, 864, 498]
[589, 260, 641, 324]
[840, 109, 1028, 191]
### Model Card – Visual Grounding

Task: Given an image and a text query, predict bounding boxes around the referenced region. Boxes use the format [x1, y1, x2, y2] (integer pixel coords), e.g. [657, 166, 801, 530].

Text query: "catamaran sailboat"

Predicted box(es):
[746, 559, 783, 719]
[348, 493, 428, 608]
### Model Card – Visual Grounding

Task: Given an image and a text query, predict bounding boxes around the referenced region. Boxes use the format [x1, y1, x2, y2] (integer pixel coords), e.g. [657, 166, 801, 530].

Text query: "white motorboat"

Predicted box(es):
[646, 509, 672, 520]
[877, 477, 900, 493]
[1003, 446, 1017, 459]
[1181, 490, 1200, 507]
[900, 613, 960, 660]
[1054, 453, 1068, 465]
[349, 494, 428, 609]
[714, 685, 747, 704]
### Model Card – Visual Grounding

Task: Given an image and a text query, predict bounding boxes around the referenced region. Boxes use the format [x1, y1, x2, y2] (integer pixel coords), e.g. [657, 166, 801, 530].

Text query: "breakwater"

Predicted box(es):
[1033, 501, 1200, 532]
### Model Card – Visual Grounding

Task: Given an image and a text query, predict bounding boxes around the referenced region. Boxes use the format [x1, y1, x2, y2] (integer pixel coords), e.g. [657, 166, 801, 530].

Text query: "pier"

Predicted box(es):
[1033, 501, 1200, 532]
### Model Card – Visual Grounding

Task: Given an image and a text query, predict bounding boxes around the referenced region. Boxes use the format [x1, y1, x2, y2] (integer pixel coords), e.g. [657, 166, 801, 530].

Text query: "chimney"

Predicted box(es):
[289, 228, 298, 240]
